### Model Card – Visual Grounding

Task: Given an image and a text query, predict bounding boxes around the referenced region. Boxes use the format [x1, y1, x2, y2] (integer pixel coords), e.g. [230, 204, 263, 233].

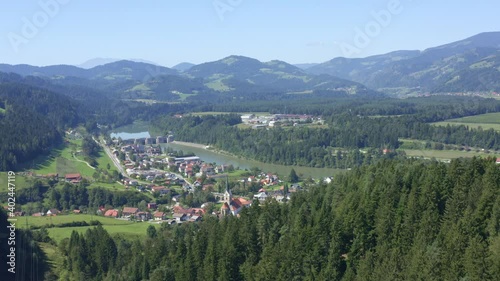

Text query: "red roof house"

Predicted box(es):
[104, 209, 119, 218]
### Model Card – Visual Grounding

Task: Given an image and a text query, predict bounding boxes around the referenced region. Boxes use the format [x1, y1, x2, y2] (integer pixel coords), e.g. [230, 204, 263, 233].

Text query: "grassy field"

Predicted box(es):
[18, 214, 133, 228]
[432, 112, 500, 131]
[172, 91, 196, 101]
[20, 214, 157, 242]
[433, 121, 500, 131]
[401, 149, 497, 160]
[0, 172, 31, 191]
[46, 223, 156, 242]
[446, 113, 500, 124]
[28, 138, 118, 180]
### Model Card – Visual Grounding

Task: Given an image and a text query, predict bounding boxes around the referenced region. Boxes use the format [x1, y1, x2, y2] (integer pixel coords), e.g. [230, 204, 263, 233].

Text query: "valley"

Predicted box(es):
[2, 30, 500, 281]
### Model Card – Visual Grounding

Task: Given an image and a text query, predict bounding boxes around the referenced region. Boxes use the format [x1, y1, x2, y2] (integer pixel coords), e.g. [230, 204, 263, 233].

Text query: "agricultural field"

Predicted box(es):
[19, 214, 158, 242]
[432, 112, 500, 131]
[401, 149, 497, 160]
[46, 223, 157, 242]
[28, 138, 117, 179]
[18, 214, 131, 228]
[0, 172, 30, 191]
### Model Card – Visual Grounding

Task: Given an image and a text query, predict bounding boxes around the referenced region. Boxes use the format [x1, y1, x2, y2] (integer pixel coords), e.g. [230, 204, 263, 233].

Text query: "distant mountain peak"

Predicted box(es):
[220, 55, 260, 65]
[79, 58, 161, 69]
[78, 58, 119, 69]
[172, 62, 195, 72]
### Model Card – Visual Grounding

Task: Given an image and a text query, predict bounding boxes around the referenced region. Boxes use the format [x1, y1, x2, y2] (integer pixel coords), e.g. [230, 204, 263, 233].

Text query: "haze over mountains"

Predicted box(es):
[1, 32, 499, 100]
[308, 32, 500, 94]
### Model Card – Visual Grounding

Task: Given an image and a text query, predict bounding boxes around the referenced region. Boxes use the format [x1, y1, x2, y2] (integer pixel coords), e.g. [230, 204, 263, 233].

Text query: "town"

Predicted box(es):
[12, 130, 313, 226]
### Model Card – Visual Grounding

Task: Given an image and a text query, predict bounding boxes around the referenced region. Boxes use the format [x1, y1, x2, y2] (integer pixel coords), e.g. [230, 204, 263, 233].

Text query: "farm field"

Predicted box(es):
[0, 172, 30, 191]
[19, 214, 157, 242]
[27, 138, 117, 179]
[18, 214, 133, 228]
[432, 112, 500, 131]
[401, 149, 497, 160]
[46, 223, 156, 242]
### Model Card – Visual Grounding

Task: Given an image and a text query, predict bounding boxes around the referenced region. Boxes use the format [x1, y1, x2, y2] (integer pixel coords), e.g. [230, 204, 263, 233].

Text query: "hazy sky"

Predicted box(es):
[0, 0, 498, 67]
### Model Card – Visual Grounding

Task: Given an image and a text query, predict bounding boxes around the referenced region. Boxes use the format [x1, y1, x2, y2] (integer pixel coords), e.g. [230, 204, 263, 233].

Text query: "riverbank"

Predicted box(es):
[162, 141, 344, 178]
[111, 124, 344, 178]
[171, 141, 209, 150]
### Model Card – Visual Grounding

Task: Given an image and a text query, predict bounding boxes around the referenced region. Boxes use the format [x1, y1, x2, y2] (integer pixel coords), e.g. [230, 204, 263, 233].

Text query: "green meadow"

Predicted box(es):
[401, 149, 497, 160]
[432, 112, 500, 131]
[20, 214, 158, 242]
[27, 138, 118, 179]
[0, 172, 30, 191]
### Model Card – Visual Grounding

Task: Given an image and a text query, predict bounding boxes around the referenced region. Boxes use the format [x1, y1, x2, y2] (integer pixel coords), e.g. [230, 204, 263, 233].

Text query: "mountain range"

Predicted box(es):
[1, 32, 499, 100]
[308, 32, 500, 95]
[0, 57, 372, 101]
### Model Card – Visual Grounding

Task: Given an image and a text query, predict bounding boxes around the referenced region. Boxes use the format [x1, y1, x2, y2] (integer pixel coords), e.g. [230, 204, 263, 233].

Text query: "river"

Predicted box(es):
[111, 122, 343, 178]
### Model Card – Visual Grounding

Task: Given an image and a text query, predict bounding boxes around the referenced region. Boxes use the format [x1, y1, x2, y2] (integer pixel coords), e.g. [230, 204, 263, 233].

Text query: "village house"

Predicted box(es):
[189, 215, 201, 222]
[496, 157, 500, 164]
[201, 164, 215, 176]
[153, 211, 166, 221]
[122, 207, 139, 218]
[14, 211, 25, 217]
[65, 173, 82, 184]
[253, 192, 268, 203]
[173, 213, 187, 222]
[289, 183, 302, 193]
[104, 209, 119, 218]
[151, 186, 170, 196]
[136, 211, 151, 221]
[214, 165, 228, 174]
[147, 203, 157, 209]
[46, 209, 61, 216]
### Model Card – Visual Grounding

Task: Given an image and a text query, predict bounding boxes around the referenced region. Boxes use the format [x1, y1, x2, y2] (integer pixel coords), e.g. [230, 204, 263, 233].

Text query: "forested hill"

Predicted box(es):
[0, 82, 78, 170]
[60, 157, 500, 280]
[308, 32, 500, 94]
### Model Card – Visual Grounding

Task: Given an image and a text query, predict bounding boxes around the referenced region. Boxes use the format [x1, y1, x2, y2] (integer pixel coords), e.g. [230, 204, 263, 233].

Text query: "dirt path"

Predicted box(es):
[72, 153, 96, 170]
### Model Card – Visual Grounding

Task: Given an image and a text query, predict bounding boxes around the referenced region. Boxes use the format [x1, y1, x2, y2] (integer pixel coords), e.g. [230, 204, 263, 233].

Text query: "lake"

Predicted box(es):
[110, 122, 152, 140]
[111, 122, 343, 178]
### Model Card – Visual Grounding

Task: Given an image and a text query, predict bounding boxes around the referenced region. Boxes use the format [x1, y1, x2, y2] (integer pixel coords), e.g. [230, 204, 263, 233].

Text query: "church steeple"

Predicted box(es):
[223, 175, 232, 204]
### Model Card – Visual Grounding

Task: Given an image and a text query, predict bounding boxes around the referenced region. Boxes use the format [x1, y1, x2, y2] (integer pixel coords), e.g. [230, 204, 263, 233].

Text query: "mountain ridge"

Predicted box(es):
[308, 32, 500, 95]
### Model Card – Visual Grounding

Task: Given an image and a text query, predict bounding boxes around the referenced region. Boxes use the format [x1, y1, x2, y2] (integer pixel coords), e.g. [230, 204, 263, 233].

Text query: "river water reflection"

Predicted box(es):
[111, 122, 343, 178]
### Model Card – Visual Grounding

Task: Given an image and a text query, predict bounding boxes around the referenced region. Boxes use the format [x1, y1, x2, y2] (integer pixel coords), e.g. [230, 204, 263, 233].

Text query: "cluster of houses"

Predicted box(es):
[30, 173, 83, 184]
[118, 135, 174, 146]
[241, 113, 323, 129]
[102, 204, 205, 224]
[252, 183, 302, 203]
[122, 175, 184, 194]
[242, 173, 280, 186]
[175, 158, 231, 178]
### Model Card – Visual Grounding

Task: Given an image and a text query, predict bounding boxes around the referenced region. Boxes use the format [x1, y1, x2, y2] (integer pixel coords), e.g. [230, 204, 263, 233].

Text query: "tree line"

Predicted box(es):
[58, 157, 500, 280]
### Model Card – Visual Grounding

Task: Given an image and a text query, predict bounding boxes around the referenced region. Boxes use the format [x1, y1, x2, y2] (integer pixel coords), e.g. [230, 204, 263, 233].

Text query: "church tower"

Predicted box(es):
[223, 176, 232, 204]
[221, 176, 232, 216]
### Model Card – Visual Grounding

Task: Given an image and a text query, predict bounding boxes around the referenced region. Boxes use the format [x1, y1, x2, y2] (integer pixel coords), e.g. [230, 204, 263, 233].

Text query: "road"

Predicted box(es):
[95, 136, 193, 188]
[94, 136, 127, 177]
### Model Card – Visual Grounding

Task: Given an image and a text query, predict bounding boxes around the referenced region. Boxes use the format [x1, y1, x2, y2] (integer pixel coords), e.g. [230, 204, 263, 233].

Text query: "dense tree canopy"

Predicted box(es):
[58, 157, 500, 280]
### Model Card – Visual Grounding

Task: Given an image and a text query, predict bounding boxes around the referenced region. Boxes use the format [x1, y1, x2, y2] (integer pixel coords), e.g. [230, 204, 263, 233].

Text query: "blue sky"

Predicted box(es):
[0, 0, 499, 67]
